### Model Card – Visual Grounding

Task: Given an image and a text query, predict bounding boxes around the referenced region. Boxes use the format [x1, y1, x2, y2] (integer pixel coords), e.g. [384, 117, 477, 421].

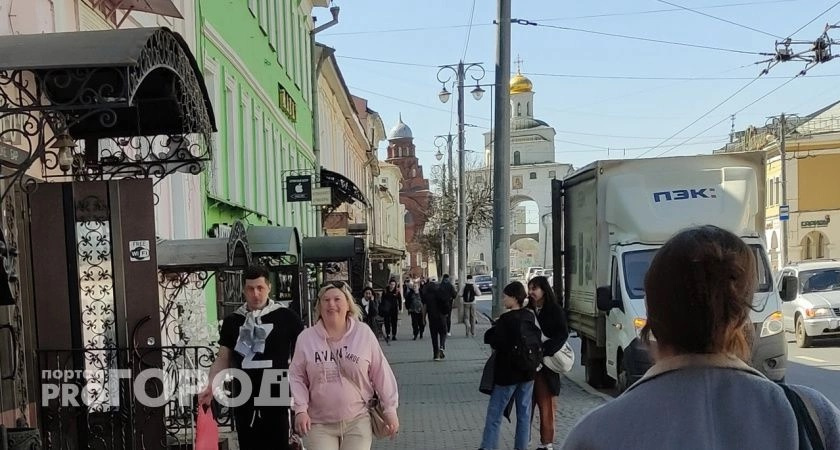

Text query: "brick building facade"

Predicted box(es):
[384, 116, 431, 278]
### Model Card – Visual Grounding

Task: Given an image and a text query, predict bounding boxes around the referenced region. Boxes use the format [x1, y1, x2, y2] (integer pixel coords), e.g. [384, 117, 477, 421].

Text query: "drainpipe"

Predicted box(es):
[310, 6, 339, 237]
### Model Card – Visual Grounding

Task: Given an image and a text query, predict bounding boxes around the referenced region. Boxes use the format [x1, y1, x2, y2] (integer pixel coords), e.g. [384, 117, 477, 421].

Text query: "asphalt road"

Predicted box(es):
[476, 296, 840, 406]
[785, 332, 840, 407]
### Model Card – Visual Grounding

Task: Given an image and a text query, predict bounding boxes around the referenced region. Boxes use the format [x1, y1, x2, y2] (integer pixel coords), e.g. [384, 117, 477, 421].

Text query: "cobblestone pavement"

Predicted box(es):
[374, 311, 606, 450]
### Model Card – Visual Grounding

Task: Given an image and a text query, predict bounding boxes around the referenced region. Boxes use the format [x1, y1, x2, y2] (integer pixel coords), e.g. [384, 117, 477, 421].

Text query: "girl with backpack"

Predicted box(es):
[527, 275, 569, 450]
[479, 281, 542, 450]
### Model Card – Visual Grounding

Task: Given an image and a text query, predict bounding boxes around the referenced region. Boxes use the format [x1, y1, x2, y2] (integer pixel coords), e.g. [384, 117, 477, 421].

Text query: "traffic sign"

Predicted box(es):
[780, 205, 789, 221]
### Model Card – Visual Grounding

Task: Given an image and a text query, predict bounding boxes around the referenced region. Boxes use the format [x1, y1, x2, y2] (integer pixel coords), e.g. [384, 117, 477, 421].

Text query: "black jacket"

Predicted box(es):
[421, 282, 447, 324]
[380, 289, 401, 314]
[534, 300, 570, 394]
[440, 280, 457, 306]
[484, 308, 539, 386]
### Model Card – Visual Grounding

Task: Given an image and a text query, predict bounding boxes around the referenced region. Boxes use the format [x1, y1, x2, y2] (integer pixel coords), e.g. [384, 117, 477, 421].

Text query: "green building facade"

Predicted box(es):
[195, 0, 324, 319]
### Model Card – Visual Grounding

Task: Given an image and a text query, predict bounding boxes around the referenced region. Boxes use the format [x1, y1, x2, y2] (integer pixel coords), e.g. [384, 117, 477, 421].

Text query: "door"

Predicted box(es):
[605, 256, 623, 380]
[779, 269, 797, 331]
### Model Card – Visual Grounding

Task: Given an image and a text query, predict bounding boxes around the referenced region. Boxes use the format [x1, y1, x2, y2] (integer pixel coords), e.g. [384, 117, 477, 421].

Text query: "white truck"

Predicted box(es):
[550, 153, 793, 391]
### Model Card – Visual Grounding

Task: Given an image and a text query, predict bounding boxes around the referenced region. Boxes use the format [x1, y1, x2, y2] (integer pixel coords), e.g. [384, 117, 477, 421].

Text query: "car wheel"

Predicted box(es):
[795, 315, 813, 348]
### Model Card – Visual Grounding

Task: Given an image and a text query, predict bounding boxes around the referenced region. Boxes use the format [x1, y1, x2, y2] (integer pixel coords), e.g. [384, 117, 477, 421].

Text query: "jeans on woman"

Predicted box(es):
[480, 381, 534, 450]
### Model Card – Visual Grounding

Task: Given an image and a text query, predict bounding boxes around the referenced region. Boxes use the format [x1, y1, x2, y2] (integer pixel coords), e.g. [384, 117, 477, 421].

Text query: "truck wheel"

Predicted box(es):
[795, 315, 813, 348]
[583, 338, 613, 388]
[616, 354, 629, 394]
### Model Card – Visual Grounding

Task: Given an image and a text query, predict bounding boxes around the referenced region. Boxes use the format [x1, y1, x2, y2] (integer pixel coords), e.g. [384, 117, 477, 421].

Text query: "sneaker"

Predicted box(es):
[439, 350, 445, 360]
[433, 355, 441, 361]
[447, 332, 451, 337]
[536, 444, 554, 450]
[392, 335, 397, 340]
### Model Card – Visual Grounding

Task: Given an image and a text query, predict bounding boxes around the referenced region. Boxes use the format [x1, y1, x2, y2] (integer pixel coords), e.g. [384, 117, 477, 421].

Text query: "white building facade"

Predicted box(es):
[469, 72, 573, 274]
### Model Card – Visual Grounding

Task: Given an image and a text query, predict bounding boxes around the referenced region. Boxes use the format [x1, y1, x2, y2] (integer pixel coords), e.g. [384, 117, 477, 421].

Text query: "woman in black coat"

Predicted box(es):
[380, 279, 401, 340]
[527, 276, 569, 450]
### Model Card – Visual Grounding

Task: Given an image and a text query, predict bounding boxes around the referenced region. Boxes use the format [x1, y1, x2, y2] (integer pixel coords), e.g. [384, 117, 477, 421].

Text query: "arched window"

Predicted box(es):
[527, 101, 532, 116]
[409, 168, 416, 178]
[516, 102, 521, 117]
[514, 151, 521, 165]
[801, 231, 829, 260]
[479, 252, 485, 261]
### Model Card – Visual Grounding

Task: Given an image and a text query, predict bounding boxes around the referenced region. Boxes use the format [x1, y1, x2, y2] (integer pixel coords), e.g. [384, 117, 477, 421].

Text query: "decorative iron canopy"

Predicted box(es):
[320, 167, 368, 207]
[247, 225, 301, 266]
[0, 27, 215, 200]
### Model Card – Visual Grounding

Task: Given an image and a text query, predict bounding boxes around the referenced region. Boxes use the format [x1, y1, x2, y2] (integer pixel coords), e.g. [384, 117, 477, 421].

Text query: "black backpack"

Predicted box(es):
[510, 316, 543, 372]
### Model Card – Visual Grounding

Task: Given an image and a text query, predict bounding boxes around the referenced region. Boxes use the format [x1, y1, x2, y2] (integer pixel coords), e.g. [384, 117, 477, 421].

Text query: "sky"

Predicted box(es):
[315, 0, 840, 180]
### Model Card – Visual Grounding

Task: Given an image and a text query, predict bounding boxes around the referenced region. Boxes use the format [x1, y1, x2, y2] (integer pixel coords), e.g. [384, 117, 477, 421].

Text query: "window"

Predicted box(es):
[225, 78, 239, 203]
[513, 151, 521, 165]
[268, 0, 277, 51]
[262, 119, 271, 214]
[276, 1, 286, 66]
[529, 172, 537, 180]
[801, 231, 829, 260]
[516, 102, 521, 117]
[293, 15, 301, 88]
[242, 94, 255, 207]
[273, 130, 282, 222]
[527, 101, 532, 116]
[259, 0, 268, 34]
[549, 170, 556, 179]
[255, 109, 266, 213]
[204, 59, 222, 195]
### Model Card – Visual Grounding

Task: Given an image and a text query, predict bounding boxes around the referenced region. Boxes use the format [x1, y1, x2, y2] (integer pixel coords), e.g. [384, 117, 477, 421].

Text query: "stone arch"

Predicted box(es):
[801, 230, 829, 260]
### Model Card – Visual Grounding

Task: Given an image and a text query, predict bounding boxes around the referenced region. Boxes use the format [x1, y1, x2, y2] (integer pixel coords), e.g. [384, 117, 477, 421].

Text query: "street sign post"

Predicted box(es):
[286, 175, 312, 202]
[780, 205, 789, 221]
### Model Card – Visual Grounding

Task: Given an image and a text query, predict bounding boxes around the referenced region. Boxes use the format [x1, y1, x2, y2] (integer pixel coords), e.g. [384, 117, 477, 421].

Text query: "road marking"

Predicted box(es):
[794, 356, 828, 363]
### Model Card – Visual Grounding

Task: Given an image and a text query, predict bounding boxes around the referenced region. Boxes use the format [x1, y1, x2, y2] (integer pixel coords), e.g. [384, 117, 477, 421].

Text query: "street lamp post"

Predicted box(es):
[438, 61, 485, 298]
[435, 134, 456, 278]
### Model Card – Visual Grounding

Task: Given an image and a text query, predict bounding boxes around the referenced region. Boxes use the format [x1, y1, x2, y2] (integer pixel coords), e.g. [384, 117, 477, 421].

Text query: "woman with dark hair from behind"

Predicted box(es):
[479, 281, 541, 450]
[380, 279, 401, 340]
[527, 275, 568, 450]
[563, 225, 840, 450]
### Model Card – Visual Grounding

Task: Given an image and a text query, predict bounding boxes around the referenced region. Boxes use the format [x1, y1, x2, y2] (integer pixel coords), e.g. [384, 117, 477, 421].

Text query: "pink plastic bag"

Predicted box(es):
[195, 406, 219, 450]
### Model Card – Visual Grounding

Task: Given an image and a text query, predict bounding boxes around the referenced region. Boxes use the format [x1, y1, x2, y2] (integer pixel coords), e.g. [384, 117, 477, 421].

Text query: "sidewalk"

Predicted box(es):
[375, 311, 606, 450]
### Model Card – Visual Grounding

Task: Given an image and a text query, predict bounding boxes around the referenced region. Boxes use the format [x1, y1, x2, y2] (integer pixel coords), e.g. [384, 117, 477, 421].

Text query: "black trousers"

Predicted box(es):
[410, 312, 424, 337]
[384, 309, 398, 337]
[429, 317, 447, 357]
[233, 404, 289, 450]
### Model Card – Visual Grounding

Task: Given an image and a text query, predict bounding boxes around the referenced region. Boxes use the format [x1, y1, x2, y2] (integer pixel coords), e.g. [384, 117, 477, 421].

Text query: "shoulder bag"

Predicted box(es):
[780, 384, 825, 450]
[337, 363, 390, 439]
[531, 308, 575, 373]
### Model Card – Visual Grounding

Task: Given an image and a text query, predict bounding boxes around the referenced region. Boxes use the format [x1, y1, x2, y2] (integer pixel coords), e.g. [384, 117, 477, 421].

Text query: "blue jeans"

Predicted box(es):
[480, 381, 534, 450]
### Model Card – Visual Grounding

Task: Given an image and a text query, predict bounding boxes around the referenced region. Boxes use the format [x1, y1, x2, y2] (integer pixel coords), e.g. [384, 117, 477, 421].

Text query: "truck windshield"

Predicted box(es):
[622, 245, 772, 300]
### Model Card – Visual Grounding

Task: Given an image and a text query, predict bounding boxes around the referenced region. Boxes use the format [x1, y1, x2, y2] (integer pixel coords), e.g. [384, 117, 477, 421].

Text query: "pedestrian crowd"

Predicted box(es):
[196, 224, 840, 450]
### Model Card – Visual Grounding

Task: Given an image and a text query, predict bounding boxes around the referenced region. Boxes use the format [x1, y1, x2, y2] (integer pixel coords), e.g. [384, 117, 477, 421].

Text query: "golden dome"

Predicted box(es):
[510, 71, 533, 94]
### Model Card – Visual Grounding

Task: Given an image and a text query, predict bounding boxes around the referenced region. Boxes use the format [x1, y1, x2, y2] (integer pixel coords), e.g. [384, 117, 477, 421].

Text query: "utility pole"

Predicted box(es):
[457, 63, 467, 298]
[491, 0, 511, 319]
[434, 134, 456, 277]
[448, 133, 457, 280]
[779, 113, 789, 266]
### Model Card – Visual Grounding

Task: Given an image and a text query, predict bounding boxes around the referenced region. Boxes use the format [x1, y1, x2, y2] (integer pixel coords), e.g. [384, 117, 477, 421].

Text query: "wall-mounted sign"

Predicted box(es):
[129, 240, 151, 262]
[801, 217, 830, 228]
[286, 175, 312, 202]
[0, 142, 28, 167]
[312, 187, 333, 206]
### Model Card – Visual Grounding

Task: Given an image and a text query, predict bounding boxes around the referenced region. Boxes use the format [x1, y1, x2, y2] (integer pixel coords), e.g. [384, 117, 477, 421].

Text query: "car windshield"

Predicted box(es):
[475, 275, 492, 282]
[799, 268, 840, 293]
[622, 245, 773, 299]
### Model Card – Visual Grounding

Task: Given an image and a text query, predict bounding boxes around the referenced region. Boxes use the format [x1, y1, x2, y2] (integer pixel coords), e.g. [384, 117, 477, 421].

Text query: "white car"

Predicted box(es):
[778, 260, 840, 347]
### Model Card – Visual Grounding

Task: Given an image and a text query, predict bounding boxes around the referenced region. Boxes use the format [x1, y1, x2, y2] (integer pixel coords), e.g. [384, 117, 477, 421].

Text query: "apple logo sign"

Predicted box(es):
[295, 183, 304, 193]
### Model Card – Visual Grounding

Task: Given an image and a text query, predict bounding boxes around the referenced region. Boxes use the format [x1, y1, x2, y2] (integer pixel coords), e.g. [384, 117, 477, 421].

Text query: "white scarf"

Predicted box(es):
[233, 299, 282, 359]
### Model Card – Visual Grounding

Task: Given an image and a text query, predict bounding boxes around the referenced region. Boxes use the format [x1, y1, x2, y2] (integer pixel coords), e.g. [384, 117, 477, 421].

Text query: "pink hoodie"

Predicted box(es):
[290, 318, 399, 424]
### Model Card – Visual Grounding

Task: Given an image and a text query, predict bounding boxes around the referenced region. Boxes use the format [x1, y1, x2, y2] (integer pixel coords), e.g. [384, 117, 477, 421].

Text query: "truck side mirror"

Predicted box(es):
[780, 275, 798, 302]
[596, 286, 615, 312]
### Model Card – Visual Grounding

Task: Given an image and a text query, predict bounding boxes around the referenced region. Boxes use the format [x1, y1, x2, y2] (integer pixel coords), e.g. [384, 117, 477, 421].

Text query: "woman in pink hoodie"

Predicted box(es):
[290, 281, 400, 449]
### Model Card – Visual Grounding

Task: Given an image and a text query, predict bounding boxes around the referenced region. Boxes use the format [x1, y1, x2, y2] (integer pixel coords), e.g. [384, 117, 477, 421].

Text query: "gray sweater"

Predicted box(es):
[563, 354, 840, 450]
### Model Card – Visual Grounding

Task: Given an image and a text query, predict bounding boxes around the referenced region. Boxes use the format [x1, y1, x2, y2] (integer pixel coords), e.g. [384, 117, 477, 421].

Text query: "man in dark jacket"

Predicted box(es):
[440, 274, 457, 336]
[421, 278, 450, 360]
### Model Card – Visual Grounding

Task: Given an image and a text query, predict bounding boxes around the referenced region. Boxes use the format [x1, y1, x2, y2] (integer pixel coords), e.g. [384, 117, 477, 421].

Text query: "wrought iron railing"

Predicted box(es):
[37, 345, 231, 449]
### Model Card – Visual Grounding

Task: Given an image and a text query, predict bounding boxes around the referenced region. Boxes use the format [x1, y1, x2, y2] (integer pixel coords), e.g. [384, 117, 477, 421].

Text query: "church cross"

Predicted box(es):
[515, 55, 524, 72]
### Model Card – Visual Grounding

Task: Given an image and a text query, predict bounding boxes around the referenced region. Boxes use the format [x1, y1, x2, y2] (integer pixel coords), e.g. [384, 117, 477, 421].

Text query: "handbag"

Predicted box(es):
[543, 341, 575, 374]
[195, 406, 219, 450]
[479, 352, 496, 395]
[338, 363, 391, 439]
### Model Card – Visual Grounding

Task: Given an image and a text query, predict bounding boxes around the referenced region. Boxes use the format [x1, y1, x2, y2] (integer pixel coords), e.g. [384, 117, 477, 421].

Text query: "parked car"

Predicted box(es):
[778, 260, 840, 347]
[474, 275, 493, 294]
